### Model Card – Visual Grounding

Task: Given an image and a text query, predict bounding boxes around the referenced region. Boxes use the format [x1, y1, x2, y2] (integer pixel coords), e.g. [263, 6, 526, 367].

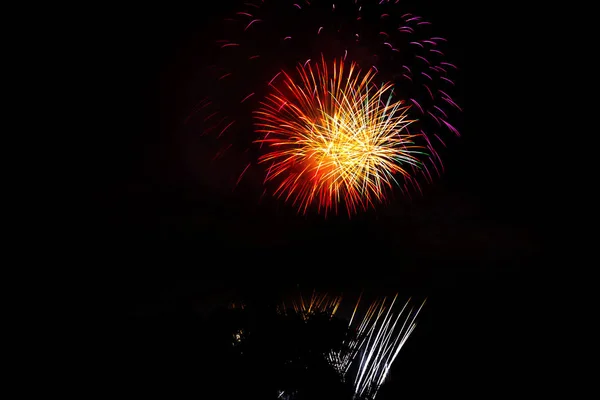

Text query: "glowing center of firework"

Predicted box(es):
[255, 58, 425, 214]
[319, 120, 376, 162]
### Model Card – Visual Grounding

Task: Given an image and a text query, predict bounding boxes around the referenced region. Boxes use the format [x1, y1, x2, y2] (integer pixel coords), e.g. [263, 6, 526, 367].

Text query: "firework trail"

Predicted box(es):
[352, 296, 426, 399]
[326, 295, 426, 399]
[191, 0, 462, 215]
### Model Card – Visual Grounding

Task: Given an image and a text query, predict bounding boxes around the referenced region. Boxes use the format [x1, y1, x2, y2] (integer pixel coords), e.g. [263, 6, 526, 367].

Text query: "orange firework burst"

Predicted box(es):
[254, 57, 427, 215]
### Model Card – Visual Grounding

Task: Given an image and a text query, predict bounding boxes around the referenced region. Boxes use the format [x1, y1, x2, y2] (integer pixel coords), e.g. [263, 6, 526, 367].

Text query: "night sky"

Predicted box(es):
[90, 0, 544, 397]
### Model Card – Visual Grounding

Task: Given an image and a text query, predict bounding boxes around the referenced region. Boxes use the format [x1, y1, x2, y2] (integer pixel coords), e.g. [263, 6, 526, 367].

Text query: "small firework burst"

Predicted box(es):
[283, 290, 343, 320]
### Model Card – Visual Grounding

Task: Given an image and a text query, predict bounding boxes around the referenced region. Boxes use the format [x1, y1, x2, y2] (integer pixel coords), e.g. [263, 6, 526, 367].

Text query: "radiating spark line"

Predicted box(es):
[235, 162, 251, 187]
[241, 92, 255, 103]
[218, 120, 235, 138]
[245, 19, 262, 31]
[440, 76, 455, 85]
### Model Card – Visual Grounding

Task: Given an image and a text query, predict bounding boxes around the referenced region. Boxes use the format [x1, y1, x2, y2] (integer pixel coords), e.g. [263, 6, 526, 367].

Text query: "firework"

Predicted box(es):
[282, 290, 343, 320]
[327, 295, 426, 399]
[193, 0, 462, 215]
[352, 296, 425, 399]
[237, 290, 425, 399]
[255, 57, 425, 215]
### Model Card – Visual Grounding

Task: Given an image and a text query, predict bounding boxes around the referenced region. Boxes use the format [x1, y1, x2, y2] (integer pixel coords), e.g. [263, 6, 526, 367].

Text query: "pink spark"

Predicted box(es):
[235, 163, 251, 188]
[442, 96, 462, 111]
[440, 61, 457, 69]
[434, 134, 447, 147]
[268, 72, 281, 86]
[212, 144, 232, 161]
[245, 19, 262, 31]
[415, 55, 430, 64]
[259, 132, 270, 149]
[422, 163, 433, 183]
[218, 120, 236, 138]
[241, 92, 255, 103]
[264, 163, 274, 183]
[434, 105, 448, 118]
[203, 111, 218, 122]
[441, 119, 460, 136]
[410, 98, 424, 114]
[432, 160, 442, 177]
[433, 147, 444, 171]
[428, 111, 441, 126]
[423, 131, 433, 148]
[423, 84, 434, 99]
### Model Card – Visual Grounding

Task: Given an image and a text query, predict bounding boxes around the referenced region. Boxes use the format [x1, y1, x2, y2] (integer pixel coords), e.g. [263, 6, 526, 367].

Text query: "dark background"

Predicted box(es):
[87, 0, 544, 397]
